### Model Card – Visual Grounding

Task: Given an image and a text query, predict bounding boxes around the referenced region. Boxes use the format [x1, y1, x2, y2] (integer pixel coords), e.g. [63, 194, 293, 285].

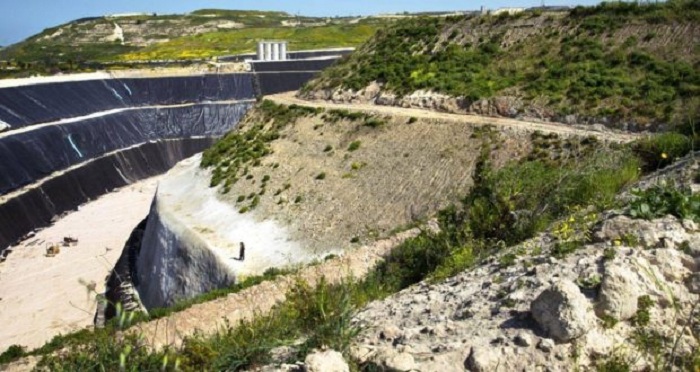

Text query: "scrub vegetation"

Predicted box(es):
[119, 23, 381, 61]
[201, 100, 321, 193]
[305, 0, 700, 127]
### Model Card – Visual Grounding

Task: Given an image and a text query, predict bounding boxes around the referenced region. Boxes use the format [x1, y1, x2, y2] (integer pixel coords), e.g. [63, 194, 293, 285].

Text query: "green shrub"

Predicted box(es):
[179, 279, 361, 370]
[350, 161, 367, 170]
[306, 5, 700, 126]
[631, 295, 654, 327]
[628, 184, 700, 221]
[36, 333, 174, 371]
[552, 240, 584, 258]
[363, 117, 385, 128]
[323, 145, 333, 152]
[603, 247, 616, 261]
[201, 101, 320, 187]
[347, 141, 362, 151]
[465, 147, 639, 245]
[315, 172, 327, 180]
[0, 345, 26, 364]
[250, 195, 260, 209]
[632, 133, 692, 172]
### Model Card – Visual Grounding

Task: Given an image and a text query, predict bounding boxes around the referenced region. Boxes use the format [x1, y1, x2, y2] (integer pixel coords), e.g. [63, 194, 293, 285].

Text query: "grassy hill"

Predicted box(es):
[0, 10, 390, 78]
[303, 0, 700, 129]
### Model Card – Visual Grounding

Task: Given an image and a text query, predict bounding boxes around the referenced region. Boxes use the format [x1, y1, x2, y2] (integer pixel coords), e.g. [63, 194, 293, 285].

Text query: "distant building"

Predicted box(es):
[257, 41, 288, 61]
[492, 7, 526, 15]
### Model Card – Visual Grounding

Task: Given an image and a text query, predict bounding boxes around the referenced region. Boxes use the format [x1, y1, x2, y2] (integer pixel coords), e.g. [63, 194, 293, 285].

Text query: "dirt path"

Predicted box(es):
[267, 92, 641, 143]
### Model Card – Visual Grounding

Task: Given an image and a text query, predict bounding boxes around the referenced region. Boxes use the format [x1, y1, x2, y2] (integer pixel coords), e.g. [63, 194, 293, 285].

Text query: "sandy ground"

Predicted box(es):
[0, 176, 161, 352]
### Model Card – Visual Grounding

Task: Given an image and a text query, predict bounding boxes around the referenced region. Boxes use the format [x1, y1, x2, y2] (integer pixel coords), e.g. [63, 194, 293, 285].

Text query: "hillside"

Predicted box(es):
[0, 10, 389, 78]
[302, 1, 700, 130]
[2, 2, 700, 371]
[6, 97, 700, 370]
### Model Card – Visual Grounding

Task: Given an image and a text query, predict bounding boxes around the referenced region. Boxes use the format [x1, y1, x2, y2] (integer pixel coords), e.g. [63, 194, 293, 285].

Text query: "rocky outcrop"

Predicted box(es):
[302, 84, 525, 119]
[596, 263, 641, 321]
[299, 84, 660, 132]
[348, 195, 700, 370]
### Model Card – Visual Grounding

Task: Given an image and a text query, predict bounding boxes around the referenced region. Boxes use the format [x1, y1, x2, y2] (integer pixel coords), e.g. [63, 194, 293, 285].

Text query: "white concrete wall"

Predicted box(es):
[257, 42, 265, 61]
[257, 41, 289, 61]
[280, 43, 288, 61]
[264, 42, 272, 61]
[272, 43, 280, 61]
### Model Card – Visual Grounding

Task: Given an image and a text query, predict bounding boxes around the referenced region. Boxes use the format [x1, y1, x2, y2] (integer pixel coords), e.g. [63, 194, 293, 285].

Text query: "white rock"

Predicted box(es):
[380, 325, 403, 341]
[584, 329, 614, 357]
[465, 346, 499, 372]
[385, 352, 417, 371]
[537, 338, 555, 353]
[531, 280, 595, 342]
[597, 263, 640, 320]
[649, 249, 691, 282]
[304, 349, 349, 372]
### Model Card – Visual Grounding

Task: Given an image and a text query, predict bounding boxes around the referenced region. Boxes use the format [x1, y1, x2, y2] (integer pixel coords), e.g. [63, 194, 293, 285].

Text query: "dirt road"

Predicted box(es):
[267, 92, 641, 143]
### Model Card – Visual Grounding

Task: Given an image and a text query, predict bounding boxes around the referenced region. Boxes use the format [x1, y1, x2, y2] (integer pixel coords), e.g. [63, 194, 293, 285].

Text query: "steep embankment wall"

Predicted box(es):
[0, 74, 256, 251]
[0, 65, 330, 252]
[0, 103, 251, 194]
[135, 154, 308, 309]
[0, 139, 215, 255]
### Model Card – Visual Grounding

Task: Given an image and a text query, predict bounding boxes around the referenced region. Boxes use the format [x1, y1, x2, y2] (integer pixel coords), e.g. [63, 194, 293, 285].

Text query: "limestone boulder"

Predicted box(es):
[531, 280, 595, 342]
[304, 349, 349, 372]
[464, 346, 499, 372]
[596, 263, 641, 321]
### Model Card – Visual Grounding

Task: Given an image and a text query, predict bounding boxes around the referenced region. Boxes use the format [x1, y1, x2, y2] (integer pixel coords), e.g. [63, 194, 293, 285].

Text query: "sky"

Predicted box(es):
[0, 0, 603, 47]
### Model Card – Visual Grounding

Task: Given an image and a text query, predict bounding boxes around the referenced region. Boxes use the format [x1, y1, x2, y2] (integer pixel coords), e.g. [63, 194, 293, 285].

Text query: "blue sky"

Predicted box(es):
[0, 0, 602, 46]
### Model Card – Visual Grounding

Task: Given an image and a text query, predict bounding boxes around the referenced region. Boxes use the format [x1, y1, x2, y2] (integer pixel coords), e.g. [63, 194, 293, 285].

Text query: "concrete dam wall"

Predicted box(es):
[0, 65, 328, 252]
